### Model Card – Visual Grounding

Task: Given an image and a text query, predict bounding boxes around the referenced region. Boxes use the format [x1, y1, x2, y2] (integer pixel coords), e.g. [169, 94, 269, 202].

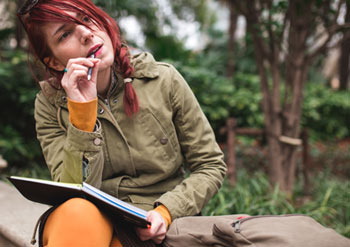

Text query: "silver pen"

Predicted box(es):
[87, 53, 95, 81]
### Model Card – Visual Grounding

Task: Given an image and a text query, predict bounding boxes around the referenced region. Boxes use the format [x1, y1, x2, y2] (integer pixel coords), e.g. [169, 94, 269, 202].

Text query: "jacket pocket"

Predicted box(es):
[127, 194, 156, 211]
[164, 215, 246, 247]
[138, 109, 178, 161]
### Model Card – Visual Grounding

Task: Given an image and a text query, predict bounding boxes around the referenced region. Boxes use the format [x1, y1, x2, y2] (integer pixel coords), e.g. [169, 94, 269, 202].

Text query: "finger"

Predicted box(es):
[150, 221, 162, 236]
[153, 233, 166, 244]
[136, 211, 166, 242]
[136, 228, 152, 241]
[69, 63, 90, 73]
[90, 59, 101, 82]
[66, 57, 95, 70]
[62, 70, 88, 90]
[136, 222, 161, 241]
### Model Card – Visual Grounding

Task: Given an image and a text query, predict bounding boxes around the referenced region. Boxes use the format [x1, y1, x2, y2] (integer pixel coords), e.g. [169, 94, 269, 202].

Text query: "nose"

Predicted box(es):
[76, 25, 93, 44]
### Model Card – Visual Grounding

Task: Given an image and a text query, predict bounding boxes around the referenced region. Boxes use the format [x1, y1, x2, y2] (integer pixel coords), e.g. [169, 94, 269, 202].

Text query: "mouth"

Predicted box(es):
[87, 44, 102, 57]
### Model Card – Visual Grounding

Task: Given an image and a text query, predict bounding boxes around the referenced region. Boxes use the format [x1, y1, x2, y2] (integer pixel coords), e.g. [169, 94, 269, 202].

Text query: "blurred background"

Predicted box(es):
[0, 0, 349, 238]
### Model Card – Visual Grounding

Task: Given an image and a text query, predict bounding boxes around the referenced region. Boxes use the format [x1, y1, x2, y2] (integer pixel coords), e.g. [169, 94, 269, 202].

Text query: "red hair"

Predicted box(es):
[21, 0, 138, 116]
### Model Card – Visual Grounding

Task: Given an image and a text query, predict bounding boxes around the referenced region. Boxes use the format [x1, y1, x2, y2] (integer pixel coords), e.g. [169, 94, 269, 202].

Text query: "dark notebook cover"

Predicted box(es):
[8, 176, 150, 228]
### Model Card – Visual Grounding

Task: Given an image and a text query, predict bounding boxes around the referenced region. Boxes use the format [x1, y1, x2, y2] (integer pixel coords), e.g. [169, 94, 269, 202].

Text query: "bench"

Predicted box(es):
[0, 181, 49, 247]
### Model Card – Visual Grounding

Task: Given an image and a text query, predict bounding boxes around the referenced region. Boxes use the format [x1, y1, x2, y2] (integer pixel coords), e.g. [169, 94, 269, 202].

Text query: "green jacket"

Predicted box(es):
[34, 52, 226, 220]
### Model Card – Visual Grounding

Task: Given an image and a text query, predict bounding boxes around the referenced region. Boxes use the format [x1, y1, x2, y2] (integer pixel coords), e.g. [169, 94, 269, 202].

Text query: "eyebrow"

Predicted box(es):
[53, 23, 67, 37]
[53, 13, 81, 37]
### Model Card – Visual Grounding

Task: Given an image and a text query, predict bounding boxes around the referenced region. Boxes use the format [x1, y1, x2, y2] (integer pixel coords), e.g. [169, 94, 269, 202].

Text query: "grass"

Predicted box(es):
[203, 169, 350, 238]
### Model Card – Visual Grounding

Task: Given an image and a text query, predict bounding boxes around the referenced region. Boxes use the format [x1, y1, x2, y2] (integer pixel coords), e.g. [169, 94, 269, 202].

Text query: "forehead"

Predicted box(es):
[41, 11, 79, 38]
[40, 18, 71, 51]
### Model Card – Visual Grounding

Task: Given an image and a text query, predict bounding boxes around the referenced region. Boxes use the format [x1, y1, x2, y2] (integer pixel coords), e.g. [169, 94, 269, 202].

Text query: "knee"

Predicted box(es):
[43, 198, 114, 246]
[56, 198, 100, 222]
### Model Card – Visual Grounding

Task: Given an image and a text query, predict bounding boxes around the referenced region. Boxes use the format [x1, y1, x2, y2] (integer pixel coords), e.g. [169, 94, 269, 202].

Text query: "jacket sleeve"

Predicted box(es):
[155, 65, 227, 219]
[34, 91, 104, 188]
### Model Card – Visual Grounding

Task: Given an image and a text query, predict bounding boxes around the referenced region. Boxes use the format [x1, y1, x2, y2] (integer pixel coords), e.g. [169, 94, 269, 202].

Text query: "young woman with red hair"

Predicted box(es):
[17, 0, 226, 246]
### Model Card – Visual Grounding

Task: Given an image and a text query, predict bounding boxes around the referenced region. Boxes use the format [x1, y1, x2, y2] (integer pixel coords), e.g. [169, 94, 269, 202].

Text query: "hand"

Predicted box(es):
[136, 210, 167, 244]
[61, 57, 100, 102]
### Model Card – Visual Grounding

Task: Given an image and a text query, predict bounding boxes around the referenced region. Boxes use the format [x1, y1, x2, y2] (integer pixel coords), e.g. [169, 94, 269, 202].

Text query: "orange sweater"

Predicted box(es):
[67, 98, 172, 228]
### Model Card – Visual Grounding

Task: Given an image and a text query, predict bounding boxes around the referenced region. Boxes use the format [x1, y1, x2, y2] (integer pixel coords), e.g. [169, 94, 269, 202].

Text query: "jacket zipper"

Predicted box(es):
[232, 214, 306, 233]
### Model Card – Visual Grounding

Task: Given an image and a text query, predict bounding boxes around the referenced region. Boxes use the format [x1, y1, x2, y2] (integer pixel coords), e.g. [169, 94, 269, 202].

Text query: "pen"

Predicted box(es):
[87, 53, 95, 81]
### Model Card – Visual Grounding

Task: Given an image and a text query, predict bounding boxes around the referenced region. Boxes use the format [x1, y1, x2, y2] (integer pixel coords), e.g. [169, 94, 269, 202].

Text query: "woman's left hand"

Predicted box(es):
[136, 210, 167, 244]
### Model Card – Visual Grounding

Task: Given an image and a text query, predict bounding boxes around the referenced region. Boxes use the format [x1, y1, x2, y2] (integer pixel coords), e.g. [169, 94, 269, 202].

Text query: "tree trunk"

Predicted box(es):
[15, 0, 25, 49]
[226, 1, 238, 77]
[281, 69, 308, 193]
[279, 0, 311, 194]
[339, 1, 350, 90]
[226, 118, 237, 186]
[301, 129, 310, 195]
[249, 27, 286, 191]
[231, 0, 334, 195]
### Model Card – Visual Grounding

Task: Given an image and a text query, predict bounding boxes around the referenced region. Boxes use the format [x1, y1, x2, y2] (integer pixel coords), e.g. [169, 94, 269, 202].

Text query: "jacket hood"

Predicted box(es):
[131, 52, 159, 79]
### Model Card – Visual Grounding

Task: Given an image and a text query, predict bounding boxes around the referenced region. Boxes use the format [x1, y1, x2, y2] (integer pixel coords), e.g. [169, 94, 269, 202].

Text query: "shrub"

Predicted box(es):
[302, 83, 350, 140]
[0, 49, 44, 169]
[203, 169, 350, 238]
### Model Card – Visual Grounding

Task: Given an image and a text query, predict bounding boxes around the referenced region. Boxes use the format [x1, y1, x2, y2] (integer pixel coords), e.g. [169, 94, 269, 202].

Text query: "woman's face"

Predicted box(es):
[42, 12, 114, 74]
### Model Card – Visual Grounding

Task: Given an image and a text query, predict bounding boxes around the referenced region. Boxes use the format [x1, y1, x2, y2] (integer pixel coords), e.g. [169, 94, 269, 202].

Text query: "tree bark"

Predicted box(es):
[15, 0, 26, 49]
[339, 1, 350, 90]
[226, 118, 237, 186]
[226, 1, 238, 77]
[301, 129, 310, 195]
[281, 0, 312, 194]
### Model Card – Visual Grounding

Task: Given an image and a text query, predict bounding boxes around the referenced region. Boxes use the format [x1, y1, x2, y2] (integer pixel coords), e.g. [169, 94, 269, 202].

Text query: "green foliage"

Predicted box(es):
[168, 57, 264, 133]
[309, 141, 350, 178]
[0, 162, 51, 182]
[302, 83, 350, 140]
[170, 0, 216, 30]
[294, 171, 350, 237]
[172, 61, 234, 128]
[172, 50, 349, 142]
[94, 0, 209, 63]
[146, 35, 191, 63]
[0, 49, 44, 169]
[203, 169, 350, 238]
[229, 73, 264, 127]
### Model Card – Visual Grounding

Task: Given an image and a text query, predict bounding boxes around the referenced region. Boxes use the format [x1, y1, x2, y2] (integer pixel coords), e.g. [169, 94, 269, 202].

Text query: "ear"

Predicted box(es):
[43, 57, 65, 71]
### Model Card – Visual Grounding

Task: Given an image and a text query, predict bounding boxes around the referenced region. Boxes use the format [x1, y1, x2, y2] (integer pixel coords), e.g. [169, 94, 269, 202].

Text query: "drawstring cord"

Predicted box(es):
[30, 206, 57, 247]
[30, 211, 46, 246]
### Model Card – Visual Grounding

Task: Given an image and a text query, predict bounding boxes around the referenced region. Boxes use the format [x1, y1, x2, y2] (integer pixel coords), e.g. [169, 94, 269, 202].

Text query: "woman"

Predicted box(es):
[18, 0, 226, 246]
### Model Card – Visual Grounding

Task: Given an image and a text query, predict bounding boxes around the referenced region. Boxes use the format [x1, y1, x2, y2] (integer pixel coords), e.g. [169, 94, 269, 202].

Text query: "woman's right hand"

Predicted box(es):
[136, 210, 167, 244]
[61, 57, 101, 102]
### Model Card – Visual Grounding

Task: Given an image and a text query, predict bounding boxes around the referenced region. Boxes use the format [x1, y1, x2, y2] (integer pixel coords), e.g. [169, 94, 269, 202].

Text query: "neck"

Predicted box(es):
[96, 66, 111, 99]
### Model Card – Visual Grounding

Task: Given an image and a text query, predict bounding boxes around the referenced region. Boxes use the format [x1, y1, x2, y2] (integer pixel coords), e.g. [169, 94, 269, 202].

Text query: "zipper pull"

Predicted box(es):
[104, 99, 110, 109]
[234, 220, 241, 233]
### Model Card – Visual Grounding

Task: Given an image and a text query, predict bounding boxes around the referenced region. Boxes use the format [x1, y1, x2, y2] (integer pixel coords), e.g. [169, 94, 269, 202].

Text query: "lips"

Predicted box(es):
[87, 44, 102, 57]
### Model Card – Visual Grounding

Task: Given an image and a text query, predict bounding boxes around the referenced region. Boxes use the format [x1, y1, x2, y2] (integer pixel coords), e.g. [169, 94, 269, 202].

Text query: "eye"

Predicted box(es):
[59, 31, 71, 42]
[82, 16, 90, 23]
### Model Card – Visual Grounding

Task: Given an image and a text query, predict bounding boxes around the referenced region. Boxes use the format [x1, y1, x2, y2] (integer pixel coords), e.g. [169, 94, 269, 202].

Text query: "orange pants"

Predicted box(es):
[43, 198, 122, 247]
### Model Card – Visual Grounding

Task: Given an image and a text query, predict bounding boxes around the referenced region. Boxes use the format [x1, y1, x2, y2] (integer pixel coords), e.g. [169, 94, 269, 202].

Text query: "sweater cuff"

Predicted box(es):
[67, 97, 97, 132]
[153, 205, 172, 229]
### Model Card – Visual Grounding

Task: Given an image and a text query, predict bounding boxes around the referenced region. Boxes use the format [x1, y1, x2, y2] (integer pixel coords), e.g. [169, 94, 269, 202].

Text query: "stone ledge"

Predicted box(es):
[0, 181, 49, 247]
